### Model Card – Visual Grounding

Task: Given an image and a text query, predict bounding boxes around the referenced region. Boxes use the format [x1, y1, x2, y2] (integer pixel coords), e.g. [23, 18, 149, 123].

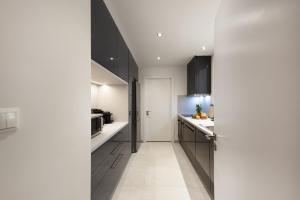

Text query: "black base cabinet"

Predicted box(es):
[195, 129, 214, 199]
[177, 119, 183, 145]
[181, 121, 197, 165]
[91, 126, 131, 200]
[178, 118, 214, 199]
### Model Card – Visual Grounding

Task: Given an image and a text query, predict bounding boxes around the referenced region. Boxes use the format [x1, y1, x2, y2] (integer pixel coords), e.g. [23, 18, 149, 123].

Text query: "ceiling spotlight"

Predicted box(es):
[202, 46, 206, 51]
[157, 56, 161, 61]
[157, 32, 163, 37]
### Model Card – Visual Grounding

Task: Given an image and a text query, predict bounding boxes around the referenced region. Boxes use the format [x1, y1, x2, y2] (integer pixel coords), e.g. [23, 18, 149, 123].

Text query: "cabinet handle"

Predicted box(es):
[110, 142, 122, 155]
[205, 135, 211, 140]
[184, 124, 195, 132]
[111, 154, 124, 169]
[214, 142, 217, 151]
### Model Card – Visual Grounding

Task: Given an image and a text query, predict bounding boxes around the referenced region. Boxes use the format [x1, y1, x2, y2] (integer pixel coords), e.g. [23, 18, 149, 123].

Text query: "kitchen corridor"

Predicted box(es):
[112, 142, 210, 200]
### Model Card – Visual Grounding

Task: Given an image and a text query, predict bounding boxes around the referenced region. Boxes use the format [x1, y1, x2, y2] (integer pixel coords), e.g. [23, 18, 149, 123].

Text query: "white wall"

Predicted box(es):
[91, 83, 99, 108]
[0, 1, 90, 200]
[214, 1, 300, 200]
[91, 84, 128, 122]
[140, 66, 187, 141]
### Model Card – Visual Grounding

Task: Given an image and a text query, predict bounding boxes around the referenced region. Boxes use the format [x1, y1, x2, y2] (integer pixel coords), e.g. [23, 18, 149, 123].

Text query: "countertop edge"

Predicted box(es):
[91, 122, 128, 153]
[178, 114, 214, 136]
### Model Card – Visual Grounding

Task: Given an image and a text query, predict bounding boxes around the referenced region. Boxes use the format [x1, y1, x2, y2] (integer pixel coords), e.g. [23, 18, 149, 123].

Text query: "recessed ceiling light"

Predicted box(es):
[157, 56, 161, 61]
[157, 32, 162, 37]
[202, 46, 206, 51]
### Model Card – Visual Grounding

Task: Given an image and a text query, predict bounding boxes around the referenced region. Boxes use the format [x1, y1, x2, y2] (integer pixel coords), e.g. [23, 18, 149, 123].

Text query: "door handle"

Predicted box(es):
[146, 111, 151, 116]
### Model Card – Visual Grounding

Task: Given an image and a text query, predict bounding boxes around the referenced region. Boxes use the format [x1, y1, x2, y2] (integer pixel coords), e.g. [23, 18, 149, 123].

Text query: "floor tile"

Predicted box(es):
[112, 142, 210, 200]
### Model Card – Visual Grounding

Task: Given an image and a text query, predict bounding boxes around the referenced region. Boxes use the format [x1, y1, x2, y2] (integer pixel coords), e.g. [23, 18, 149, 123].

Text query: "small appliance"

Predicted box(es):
[91, 109, 113, 124]
[91, 113, 103, 138]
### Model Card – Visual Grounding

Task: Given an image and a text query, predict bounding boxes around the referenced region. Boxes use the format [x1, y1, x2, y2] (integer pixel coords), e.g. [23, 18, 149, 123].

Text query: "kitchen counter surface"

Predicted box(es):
[91, 122, 128, 153]
[91, 114, 103, 118]
[178, 114, 214, 136]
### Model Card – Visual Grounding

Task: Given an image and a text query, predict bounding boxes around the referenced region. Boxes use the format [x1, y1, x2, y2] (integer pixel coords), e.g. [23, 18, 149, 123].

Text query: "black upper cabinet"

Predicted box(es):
[187, 56, 211, 95]
[117, 35, 129, 82]
[92, 0, 118, 74]
[129, 52, 138, 81]
[91, 0, 131, 82]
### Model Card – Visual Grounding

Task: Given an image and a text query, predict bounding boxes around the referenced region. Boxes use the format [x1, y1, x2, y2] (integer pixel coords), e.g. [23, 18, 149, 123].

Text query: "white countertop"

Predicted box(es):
[91, 114, 103, 118]
[91, 122, 128, 153]
[178, 114, 214, 136]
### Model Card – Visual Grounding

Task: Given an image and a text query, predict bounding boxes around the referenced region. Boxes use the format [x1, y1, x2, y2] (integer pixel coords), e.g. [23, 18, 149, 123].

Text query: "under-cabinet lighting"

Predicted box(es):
[91, 81, 103, 86]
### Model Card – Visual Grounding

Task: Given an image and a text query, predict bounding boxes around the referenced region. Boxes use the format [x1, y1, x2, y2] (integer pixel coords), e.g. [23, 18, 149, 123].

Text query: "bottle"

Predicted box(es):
[208, 104, 214, 120]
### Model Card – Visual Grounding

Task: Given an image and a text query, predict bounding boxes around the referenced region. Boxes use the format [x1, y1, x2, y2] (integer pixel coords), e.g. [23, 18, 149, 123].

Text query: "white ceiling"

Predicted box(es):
[104, 0, 221, 68]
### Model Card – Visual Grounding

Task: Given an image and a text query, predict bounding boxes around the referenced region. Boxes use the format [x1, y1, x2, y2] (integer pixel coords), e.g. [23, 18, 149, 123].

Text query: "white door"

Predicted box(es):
[214, 1, 300, 200]
[144, 78, 171, 141]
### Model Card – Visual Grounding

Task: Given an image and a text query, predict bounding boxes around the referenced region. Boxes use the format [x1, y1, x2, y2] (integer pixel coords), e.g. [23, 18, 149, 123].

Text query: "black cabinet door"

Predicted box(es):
[117, 35, 129, 82]
[178, 118, 183, 144]
[195, 129, 214, 199]
[187, 62, 196, 95]
[187, 56, 211, 95]
[195, 130, 210, 175]
[182, 122, 196, 163]
[196, 56, 211, 94]
[91, 126, 131, 200]
[129, 52, 138, 81]
[111, 124, 130, 143]
[92, 0, 118, 74]
[92, 143, 131, 200]
[91, 140, 121, 195]
[91, 141, 119, 174]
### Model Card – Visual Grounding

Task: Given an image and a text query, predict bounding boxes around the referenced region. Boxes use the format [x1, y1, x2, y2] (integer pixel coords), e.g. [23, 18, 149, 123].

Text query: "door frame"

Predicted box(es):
[142, 76, 173, 142]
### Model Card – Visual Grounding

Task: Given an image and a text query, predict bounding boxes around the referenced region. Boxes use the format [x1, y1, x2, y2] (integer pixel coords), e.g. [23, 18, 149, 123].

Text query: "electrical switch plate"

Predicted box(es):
[0, 113, 6, 130]
[0, 108, 19, 132]
[6, 111, 17, 128]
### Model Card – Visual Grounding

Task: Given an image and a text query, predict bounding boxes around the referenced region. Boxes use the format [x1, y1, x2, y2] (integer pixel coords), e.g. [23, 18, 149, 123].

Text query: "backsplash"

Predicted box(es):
[177, 95, 211, 115]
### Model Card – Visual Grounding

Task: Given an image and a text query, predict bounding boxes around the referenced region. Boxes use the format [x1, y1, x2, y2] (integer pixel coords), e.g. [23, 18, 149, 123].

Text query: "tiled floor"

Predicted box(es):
[112, 142, 210, 200]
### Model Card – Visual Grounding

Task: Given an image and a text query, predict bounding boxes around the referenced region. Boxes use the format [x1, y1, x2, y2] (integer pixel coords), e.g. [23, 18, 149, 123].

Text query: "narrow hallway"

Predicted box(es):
[112, 142, 210, 200]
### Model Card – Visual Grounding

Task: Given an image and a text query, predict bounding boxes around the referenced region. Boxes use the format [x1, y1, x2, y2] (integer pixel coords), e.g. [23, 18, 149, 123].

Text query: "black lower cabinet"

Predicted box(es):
[182, 122, 196, 164]
[91, 126, 131, 200]
[177, 119, 183, 145]
[178, 118, 214, 199]
[195, 129, 214, 199]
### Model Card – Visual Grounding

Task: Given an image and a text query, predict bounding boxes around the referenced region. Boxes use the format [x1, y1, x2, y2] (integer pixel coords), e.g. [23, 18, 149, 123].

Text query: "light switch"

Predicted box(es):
[6, 111, 17, 128]
[0, 113, 6, 130]
[0, 108, 19, 132]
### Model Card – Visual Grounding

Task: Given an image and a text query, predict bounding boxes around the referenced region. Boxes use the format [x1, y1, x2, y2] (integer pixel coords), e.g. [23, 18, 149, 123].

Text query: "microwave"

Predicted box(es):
[91, 114, 103, 138]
